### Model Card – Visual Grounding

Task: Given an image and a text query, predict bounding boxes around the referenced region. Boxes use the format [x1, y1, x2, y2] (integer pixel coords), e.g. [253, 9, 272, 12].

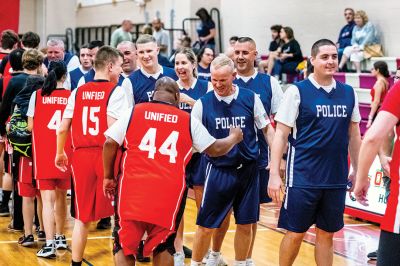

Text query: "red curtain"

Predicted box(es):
[0, 0, 20, 33]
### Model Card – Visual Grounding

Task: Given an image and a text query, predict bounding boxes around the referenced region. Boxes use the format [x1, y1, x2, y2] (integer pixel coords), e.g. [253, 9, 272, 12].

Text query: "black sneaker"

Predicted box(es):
[55, 235, 68, 250]
[0, 205, 10, 217]
[37, 242, 56, 258]
[37, 231, 46, 241]
[18, 234, 35, 247]
[137, 240, 151, 262]
[183, 245, 192, 258]
[96, 217, 111, 230]
[367, 250, 377, 260]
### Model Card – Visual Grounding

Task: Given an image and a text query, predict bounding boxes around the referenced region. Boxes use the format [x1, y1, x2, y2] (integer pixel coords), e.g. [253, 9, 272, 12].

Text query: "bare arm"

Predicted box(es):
[347, 121, 362, 191]
[204, 127, 243, 157]
[354, 111, 398, 205]
[200, 29, 216, 42]
[262, 123, 275, 147]
[55, 118, 72, 172]
[103, 137, 119, 199]
[27, 117, 33, 132]
[367, 81, 384, 128]
[268, 122, 291, 203]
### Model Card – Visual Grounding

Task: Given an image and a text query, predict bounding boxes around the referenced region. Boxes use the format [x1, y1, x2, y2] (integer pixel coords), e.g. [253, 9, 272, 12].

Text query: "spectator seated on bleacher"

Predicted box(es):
[338, 10, 380, 73]
[258, 24, 283, 73]
[337, 8, 355, 63]
[267, 26, 303, 81]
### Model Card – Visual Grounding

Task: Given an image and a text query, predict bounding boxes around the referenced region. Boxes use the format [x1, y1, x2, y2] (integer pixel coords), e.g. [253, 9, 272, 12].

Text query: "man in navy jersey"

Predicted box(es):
[121, 34, 178, 107]
[44, 39, 80, 72]
[268, 39, 361, 266]
[76, 41, 105, 88]
[190, 55, 274, 266]
[116, 41, 138, 85]
[68, 44, 93, 90]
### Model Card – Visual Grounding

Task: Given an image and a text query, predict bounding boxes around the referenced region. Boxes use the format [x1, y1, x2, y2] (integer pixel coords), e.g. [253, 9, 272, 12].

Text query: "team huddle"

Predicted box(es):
[7, 29, 397, 266]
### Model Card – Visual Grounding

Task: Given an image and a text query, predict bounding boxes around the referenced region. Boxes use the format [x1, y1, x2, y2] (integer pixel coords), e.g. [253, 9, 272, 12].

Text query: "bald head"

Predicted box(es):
[152, 18, 162, 31]
[153, 77, 180, 106]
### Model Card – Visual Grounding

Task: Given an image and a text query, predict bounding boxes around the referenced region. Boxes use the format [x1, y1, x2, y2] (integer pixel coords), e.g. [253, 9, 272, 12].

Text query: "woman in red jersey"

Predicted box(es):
[367, 61, 390, 128]
[27, 60, 71, 259]
[355, 80, 400, 266]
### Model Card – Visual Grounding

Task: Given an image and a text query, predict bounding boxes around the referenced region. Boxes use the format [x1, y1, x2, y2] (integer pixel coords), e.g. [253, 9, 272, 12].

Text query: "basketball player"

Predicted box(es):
[68, 44, 93, 90]
[27, 61, 71, 258]
[121, 34, 178, 108]
[0, 29, 19, 78]
[76, 40, 104, 88]
[268, 39, 361, 266]
[103, 77, 243, 266]
[44, 39, 80, 72]
[354, 80, 400, 266]
[116, 41, 138, 81]
[55, 46, 127, 266]
[191, 55, 275, 266]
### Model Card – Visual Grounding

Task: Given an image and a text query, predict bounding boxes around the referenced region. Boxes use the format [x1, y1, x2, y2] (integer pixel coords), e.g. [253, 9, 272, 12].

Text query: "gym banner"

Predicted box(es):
[0, 0, 20, 33]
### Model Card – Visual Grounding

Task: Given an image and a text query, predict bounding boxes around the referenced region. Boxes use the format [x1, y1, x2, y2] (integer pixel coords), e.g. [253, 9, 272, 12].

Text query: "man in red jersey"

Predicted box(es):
[56, 46, 127, 266]
[103, 77, 243, 266]
[355, 81, 400, 266]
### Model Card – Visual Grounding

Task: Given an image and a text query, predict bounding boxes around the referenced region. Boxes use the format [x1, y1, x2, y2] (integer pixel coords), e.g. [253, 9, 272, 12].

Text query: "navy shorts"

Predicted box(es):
[196, 161, 260, 228]
[259, 168, 272, 204]
[278, 187, 346, 233]
[186, 153, 207, 187]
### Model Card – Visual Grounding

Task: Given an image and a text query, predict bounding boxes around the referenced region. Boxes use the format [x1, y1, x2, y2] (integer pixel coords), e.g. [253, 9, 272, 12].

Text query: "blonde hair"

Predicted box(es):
[22, 49, 44, 70]
[175, 47, 198, 77]
[355, 10, 369, 24]
[210, 54, 235, 72]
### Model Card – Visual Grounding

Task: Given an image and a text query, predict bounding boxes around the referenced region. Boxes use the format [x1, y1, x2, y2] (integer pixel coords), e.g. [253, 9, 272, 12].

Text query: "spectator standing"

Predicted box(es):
[195, 8, 216, 49]
[197, 46, 215, 81]
[337, 8, 355, 62]
[110, 19, 133, 48]
[338, 10, 379, 73]
[152, 18, 170, 57]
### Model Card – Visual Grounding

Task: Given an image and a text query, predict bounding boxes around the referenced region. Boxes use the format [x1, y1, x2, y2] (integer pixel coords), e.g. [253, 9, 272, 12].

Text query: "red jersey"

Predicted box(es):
[370, 82, 388, 104]
[33, 89, 72, 179]
[380, 82, 400, 234]
[2, 75, 11, 97]
[71, 81, 116, 149]
[118, 102, 193, 230]
[0, 54, 12, 77]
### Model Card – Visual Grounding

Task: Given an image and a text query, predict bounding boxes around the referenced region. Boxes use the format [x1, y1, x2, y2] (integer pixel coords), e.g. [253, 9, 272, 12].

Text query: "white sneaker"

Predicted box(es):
[174, 251, 185, 266]
[55, 235, 68, 250]
[246, 259, 255, 266]
[202, 250, 210, 264]
[205, 251, 227, 266]
[36, 243, 56, 259]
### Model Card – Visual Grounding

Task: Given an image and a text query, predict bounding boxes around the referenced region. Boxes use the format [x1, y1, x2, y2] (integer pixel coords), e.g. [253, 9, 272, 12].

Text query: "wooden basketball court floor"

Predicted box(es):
[0, 197, 380, 266]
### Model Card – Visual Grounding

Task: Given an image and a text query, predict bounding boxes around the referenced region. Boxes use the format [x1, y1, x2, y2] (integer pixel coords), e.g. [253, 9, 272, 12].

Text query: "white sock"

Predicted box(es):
[190, 260, 202, 266]
[210, 250, 221, 257]
[246, 258, 255, 265]
[46, 239, 55, 246]
[55, 233, 63, 238]
[234, 261, 247, 266]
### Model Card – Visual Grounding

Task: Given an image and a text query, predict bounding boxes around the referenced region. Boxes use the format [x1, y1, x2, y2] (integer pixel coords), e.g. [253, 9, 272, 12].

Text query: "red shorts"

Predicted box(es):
[18, 181, 38, 197]
[118, 220, 174, 257]
[71, 148, 113, 223]
[36, 178, 70, 190]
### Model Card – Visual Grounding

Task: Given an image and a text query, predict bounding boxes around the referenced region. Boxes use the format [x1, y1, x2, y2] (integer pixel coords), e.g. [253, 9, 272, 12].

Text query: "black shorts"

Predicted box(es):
[378, 230, 400, 266]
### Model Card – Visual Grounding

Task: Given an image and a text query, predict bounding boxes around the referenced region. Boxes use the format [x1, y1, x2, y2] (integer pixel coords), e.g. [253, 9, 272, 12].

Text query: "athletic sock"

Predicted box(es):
[1, 190, 11, 206]
[234, 261, 247, 266]
[246, 258, 255, 266]
[46, 239, 55, 246]
[210, 250, 221, 257]
[71, 260, 82, 266]
[190, 260, 202, 266]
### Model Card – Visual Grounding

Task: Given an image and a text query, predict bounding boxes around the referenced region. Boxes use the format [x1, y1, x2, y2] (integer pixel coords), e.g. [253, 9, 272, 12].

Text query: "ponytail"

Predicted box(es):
[41, 60, 67, 96]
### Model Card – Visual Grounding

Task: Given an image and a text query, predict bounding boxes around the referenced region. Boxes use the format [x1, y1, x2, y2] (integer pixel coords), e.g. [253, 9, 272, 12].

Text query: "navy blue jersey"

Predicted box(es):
[69, 67, 86, 90]
[287, 79, 355, 189]
[198, 65, 211, 81]
[200, 88, 260, 167]
[83, 68, 96, 83]
[234, 73, 272, 169]
[179, 79, 208, 113]
[44, 52, 74, 68]
[118, 75, 125, 86]
[126, 67, 178, 104]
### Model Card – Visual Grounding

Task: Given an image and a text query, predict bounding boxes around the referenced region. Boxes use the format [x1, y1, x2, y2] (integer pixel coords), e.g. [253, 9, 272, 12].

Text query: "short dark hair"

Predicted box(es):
[80, 44, 89, 50]
[311, 39, 336, 57]
[154, 76, 179, 94]
[270, 25, 282, 32]
[9, 48, 25, 71]
[282, 27, 294, 40]
[94, 46, 123, 70]
[229, 36, 239, 42]
[197, 46, 215, 63]
[1, 30, 19, 50]
[88, 40, 104, 50]
[237, 37, 256, 46]
[344, 8, 355, 14]
[373, 61, 390, 78]
[21, 32, 40, 49]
